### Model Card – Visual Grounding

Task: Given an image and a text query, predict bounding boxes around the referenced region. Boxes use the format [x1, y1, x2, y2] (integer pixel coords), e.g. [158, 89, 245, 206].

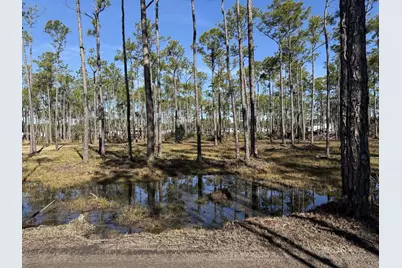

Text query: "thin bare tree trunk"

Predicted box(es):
[247, 0, 257, 157]
[236, 0, 250, 160]
[192, 0, 202, 162]
[94, 11, 106, 157]
[288, 36, 295, 146]
[279, 46, 285, 145]
[173, 75, 179, 142]
[122, 0, 132, 160]
[311, 49, 315, 144]
[324, 0, 330, 156]
[22, 40, 36, 153]
[155, 0, 162, 156]
[222, 0, 239, 159]
[76, 0, 89, 162]
[269, 77, 273, 143]
[301, 66, 306, 141]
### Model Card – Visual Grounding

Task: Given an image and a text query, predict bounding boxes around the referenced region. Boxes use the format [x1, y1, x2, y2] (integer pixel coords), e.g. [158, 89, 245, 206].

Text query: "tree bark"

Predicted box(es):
[324, 0, 330, 156]
[76, 0, 89, 162]
[222, 0, 239, 159]
[22, 40, 36, 153]
[288, 36, 295, 146]
[279, 46, 286, 145]
[122, 0, 132, 160]
[155, 0, 163, 156]
[140, 0, 155, 162]
[236, 0, 250, 160]
[300, 67, 306, 141]
[311, 49, 315, 144]
[247, 0, 257, 157]
[340, 0, 371, 218]
[192, 0, 202, 162]
[94, 11, 106, 157]
[269, 78, 273, 143]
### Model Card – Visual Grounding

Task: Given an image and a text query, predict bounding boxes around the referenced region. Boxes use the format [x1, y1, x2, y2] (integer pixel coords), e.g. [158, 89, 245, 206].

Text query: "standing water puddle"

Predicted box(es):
[23, 175, 340, 234]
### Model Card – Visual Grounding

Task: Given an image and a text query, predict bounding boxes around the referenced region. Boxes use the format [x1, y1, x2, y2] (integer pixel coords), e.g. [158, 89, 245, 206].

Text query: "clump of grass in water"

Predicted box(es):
[195, 196, 209, 205]
[62, 196, 119, 212]
[115, 203, 187, 232]
[208, 190, 232, 206]
[115, 206, 150, 226]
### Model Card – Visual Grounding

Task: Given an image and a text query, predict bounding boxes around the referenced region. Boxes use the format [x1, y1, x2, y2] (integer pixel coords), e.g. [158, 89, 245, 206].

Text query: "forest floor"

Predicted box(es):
[23, 200, 379, 268]
[22, 137, 379, 191]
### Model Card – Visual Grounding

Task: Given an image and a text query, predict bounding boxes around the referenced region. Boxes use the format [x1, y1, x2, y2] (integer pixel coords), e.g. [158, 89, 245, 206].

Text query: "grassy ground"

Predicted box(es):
[22, 137, 379, 191]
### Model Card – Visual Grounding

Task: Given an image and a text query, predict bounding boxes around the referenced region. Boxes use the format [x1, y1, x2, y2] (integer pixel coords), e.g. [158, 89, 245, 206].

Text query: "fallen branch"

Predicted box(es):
[90, 192, 99, 199]
[30, 200, 56, 219]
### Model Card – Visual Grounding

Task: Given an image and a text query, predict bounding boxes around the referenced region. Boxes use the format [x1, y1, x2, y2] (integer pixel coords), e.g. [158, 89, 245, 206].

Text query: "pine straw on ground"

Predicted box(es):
[22, 138, 379, 191]
[23, 201, 379, 268]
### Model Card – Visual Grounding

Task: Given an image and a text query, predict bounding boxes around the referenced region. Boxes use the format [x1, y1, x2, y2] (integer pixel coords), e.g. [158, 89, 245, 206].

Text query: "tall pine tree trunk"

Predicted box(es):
[155, 0, 163, 156]
[140, 0, 155, 162]
[122, 0, 132, 160]
[95, 12, 106, 157]
[311, 50, 315, 144]
[247, 0, 257, 157]
[300, 66, 306, 141]
[222, 0, 239, 159]
[289, 36, 295, 146]
[279, 46, 286, 145]
[340, 0, 371, 218]
[324, 0, 330, 156]
[22, 40, 36, 153]
[192, 0, 202, 162]
[236, 0, 250, 160]
[76, 0, 89, 162]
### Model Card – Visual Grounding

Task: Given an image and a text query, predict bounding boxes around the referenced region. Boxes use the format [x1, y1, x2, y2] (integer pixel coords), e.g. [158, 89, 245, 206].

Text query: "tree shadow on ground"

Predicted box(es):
[291, 214, 379, 256]
[237, 220, 342, 268]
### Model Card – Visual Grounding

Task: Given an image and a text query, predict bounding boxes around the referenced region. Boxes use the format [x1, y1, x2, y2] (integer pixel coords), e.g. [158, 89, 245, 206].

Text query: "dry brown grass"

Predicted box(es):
[22, 138, 379, 191]
[61, 196, 119, 212]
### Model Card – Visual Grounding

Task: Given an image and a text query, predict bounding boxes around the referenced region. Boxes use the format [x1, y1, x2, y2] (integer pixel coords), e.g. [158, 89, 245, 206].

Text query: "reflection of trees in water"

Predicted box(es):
[24, 175, 342, 229]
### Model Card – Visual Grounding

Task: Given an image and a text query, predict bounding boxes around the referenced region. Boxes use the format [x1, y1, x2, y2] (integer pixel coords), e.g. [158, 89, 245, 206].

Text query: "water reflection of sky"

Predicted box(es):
[23, 175, 341, 233]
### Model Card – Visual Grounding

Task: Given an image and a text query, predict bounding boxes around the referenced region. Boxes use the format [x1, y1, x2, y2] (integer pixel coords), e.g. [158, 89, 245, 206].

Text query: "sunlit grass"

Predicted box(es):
[22, 137, 379, 191]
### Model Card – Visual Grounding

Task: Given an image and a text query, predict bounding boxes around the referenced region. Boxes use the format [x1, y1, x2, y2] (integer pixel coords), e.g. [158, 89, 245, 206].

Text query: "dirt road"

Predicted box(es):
[23, 212, 379, 268]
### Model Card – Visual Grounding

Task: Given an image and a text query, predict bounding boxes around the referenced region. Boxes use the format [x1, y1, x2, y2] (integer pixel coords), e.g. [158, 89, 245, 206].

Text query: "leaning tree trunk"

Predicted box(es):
[140, 0, 155, 162]
[155, 0, 163, 156]
[22, 40, 36, 153]
[247, 0, 257, 157]
[76, 0, 89, 162]
[121, 0, 132, 160]
[222, 0, 239, 159]
[236, 0, 250, 160]
[192, 0, 202, 162]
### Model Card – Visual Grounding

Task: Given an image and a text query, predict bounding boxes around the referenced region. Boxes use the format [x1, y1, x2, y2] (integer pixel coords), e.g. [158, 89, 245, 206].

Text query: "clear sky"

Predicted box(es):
[25, 0, 378, 83]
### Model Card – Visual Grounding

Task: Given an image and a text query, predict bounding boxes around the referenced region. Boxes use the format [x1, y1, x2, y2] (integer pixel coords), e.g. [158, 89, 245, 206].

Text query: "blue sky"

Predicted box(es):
[25, 0, 378, 83]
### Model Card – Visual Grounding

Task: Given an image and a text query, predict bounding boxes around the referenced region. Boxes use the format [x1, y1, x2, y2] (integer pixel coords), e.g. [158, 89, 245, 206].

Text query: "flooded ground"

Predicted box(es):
[23, 175, 344, 235]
